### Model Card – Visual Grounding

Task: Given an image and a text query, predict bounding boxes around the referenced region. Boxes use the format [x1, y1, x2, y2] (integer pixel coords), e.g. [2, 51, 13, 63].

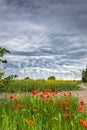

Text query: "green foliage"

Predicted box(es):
[0, 93, 87, 130]
[47, 76, 56, 80]
[0, 79, 78, 92]
[0, 47, 10, 56]
[0, 72, 4, 79]
[24, 77, 30, 80]
[82, 68, 87, 83]
[7, 75, 18, 79]
[0, 47, 10, 79]
[0, 47, 10, 63]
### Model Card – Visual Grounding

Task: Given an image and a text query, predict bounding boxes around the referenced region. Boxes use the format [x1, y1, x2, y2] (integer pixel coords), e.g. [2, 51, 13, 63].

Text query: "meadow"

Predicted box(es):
[0, 79, 79, 92]
[0, 89, 87, 130]
[0, 79, 87, 130]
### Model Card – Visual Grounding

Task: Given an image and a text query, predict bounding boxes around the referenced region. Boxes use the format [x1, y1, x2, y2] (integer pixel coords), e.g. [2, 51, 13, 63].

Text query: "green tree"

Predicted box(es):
[24, 77, 30, 80]
[82, 69, 87, 83]
[47, 76, 56, 80]
[0, 47, 10, 63]
[0, 47, 10, 78]
[82, 66, 87, 82]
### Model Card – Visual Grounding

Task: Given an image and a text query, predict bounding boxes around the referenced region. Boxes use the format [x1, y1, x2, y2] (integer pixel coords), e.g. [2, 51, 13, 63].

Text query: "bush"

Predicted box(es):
[47, 76, 56, 80]
[82, 68, 87, 83]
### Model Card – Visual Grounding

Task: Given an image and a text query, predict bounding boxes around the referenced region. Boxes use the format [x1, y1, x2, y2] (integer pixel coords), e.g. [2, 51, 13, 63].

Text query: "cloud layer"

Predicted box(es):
[0, 0, 87, 79]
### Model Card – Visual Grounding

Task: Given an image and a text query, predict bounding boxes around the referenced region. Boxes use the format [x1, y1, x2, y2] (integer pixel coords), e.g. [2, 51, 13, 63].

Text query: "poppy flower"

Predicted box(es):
[43, 91, 49, 95]
[79, 119, 84, 125]
[40, 94, 44, 98]
[64, 93, 67, 96]
[28, 120, 33, 125]
[79, 119, 87, 129]
[13, 99, 17, 103]
[63, 113, 69, 117]
[68, 92, 72, 97]
[55, 89, 59, 94]
[4, 103, 8, 107]
[19, 103, 23, 107]
[56, 101, 61, 105]
[48, 99, 53, 102]
[60, 106, 64, 109]
[52, 93, 55, 97]
[77, 107, 84, 112]
[12, 106, 18, 110]
[64, 101, 69, 105]
[46, 95, 49, 98]
[33, 109, 37, 113]
[31, 90, 38, 95]
[47, 89, 51, 93]
[9, 95, 14, 99]
[80, 100, 85, 106]
[83, 122, 87, 129]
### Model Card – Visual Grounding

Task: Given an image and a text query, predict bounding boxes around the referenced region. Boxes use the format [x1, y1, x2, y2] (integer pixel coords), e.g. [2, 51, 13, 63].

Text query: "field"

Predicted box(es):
[0, 79, 87, 130]
[0, 89, 87, 130]
[0, 79, 79, 92]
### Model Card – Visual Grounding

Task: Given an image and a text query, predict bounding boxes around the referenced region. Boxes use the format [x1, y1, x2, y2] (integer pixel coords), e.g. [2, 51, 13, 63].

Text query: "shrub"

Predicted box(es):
[82, 68, 87, 83]
[47, 76, 56, 80]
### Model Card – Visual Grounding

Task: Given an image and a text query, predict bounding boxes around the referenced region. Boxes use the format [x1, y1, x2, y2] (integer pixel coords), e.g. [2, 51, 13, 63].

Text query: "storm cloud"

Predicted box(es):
[0, 0, 87, 79]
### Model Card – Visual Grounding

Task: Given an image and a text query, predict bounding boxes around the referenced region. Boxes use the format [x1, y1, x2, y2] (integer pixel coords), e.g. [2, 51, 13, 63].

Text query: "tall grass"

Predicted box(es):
[0, 79, 79, 92]
[0, 90, 87, 130]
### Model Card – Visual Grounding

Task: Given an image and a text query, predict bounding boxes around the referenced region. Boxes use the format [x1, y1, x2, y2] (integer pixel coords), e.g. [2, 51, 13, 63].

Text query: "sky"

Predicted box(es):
[0, 0, 87, 80]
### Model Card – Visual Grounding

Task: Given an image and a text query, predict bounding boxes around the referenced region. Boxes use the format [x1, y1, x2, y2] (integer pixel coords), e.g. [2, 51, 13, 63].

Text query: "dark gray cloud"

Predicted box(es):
[0, 0, 87, 79]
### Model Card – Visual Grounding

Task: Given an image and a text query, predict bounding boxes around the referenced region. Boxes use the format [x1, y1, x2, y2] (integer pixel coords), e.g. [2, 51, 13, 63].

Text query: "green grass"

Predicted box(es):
[0, 79, 79, 92]
[0, 90, 87, 130]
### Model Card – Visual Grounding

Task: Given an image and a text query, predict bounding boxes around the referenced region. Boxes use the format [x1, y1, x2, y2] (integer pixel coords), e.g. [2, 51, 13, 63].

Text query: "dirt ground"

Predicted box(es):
[71, 83, 87, 104]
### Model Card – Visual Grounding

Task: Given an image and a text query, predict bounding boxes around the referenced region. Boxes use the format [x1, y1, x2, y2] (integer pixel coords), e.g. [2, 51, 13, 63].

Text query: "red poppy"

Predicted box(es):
[9, 95, 14, 99]
[68, 92, 72, 97]
[40, 94, 44, 98]
[52, 93, 55, 97]
[56, 101, 61, 105]
[4, 103, 8, 107]
[46, 95, 49, 98]
[13, 98, 17, 103]
[80, 100, 85, 106]
[19, 103, 23, 107]
[77, 107, 84, 112]
[64, 93, 67, 96]
[33, 109, 37, 113]
[80, 119, 84, 125]
[43, 91, 49, 95]
[83, 122, 87, 129]
[31, 90, 38, 95]
[63, 113, 69, 117]
[47, 89, 51, 93]
[64, 101, 69, 105]
[12, 106, 18, 110]
[28, 120, 33, 125]
[60, 106, 64, 109]
[48, 99, 53, 102]
[55, 89, 59, 94]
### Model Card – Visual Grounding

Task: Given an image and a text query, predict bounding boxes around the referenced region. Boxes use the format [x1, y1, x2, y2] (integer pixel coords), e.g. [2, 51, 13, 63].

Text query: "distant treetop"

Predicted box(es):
[47, 76, 56, 80]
